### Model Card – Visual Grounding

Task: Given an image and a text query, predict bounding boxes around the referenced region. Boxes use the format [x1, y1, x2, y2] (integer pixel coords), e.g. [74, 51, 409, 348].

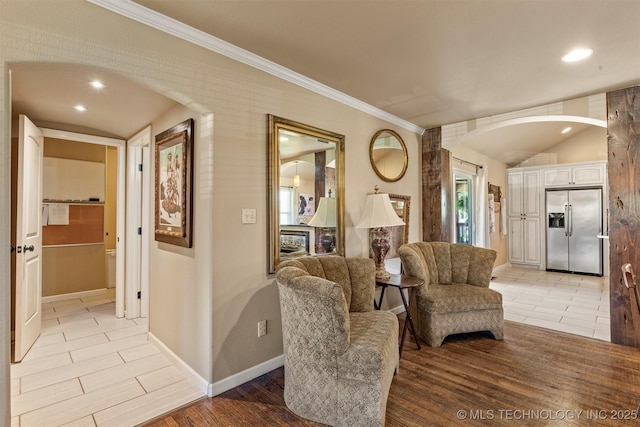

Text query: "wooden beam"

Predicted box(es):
[422, 128, 451, 242]
[607, 85, 640, 347]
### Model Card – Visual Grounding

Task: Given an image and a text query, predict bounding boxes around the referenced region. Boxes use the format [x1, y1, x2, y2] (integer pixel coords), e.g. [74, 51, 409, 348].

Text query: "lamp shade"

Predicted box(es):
[355, 193, 404, 228]
[307, 197, 337, 227]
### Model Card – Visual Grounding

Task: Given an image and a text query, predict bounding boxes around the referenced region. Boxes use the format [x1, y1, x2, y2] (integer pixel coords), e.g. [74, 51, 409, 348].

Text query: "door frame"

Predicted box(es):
[126, 126, 151, 319]
[40, 128, 127, 317]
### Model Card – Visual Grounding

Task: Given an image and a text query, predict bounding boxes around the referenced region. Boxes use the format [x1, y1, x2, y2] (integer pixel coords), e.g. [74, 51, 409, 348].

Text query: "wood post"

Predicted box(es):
[422, 128, 451, 242]
[607, 85, 640, 347]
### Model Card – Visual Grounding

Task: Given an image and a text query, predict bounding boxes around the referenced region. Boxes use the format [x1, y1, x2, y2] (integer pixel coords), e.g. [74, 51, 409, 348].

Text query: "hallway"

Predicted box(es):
[10, 290, 203, 426]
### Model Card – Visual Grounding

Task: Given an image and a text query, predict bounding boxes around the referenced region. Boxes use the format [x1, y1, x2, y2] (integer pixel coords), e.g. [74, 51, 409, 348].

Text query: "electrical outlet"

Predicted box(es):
[258, 320, 267, 337]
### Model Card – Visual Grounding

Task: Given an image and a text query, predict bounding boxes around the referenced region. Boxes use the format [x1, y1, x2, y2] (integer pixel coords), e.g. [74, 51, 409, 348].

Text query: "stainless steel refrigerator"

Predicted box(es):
[546, 187, 603, 276]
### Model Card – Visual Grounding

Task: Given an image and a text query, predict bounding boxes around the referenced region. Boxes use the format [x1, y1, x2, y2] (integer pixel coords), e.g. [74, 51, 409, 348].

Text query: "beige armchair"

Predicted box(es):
[276, 256, 399, 427]
[398, 242, 503, 347]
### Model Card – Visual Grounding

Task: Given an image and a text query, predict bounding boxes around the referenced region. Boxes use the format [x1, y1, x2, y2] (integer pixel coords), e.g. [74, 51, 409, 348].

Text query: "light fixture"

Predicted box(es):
[561, 127, 572, 134]
[356, 186, 405, 280]
[308, 190, 337, 253]
[562, 48, 593, 63]
[90, 80, 105, 89]
[293, 161, 300, 187]
[73, 104, 87, 112]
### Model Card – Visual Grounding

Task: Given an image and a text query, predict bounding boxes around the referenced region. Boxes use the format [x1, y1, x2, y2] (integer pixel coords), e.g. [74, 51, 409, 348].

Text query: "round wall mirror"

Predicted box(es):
[369, 129, 408, 182]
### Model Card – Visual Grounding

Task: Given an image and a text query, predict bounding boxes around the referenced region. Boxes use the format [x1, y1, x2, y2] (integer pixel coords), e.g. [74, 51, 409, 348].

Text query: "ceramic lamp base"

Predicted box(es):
[370, 226, 391, 281]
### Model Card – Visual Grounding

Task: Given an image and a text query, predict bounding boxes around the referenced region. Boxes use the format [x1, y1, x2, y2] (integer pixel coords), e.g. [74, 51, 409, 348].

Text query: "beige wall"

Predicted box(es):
[41, 138, 111, 296]
[542, 126, 607, 163]
[0, 1, 423, 392]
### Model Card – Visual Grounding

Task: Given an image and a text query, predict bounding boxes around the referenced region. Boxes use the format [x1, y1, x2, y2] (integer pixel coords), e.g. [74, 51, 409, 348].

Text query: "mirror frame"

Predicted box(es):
[369, 129, 408, 182]
[388, 193, 411, 245]
[268, 115, 345, 273]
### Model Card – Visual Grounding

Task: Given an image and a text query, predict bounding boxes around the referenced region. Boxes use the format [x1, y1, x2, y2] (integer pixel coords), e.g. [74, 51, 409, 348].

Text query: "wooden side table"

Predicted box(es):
[375, 274, 423, 357]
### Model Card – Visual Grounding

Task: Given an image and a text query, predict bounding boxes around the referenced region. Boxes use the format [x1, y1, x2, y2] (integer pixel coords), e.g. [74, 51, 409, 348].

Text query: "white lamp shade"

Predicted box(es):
[355, 193, 405, 228]
[307, 197, 337, 227]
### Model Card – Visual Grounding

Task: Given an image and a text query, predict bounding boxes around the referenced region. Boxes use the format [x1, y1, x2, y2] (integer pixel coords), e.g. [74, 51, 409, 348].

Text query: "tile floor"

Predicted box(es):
[10, 289, 204, 427]
[490, 266, 610, 341]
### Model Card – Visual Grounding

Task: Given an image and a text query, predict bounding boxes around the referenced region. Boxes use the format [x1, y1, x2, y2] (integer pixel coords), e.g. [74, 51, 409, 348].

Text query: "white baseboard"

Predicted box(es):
[209, 354, 285, 397]
[42, 288, 110, 304]
[148, 332, 210, 396]
[389, 304, 406, 315]
[148, 332, 285, 398]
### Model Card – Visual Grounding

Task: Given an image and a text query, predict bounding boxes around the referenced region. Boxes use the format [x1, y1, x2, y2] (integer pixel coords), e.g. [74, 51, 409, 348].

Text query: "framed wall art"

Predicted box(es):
[155, 118, 194, 247]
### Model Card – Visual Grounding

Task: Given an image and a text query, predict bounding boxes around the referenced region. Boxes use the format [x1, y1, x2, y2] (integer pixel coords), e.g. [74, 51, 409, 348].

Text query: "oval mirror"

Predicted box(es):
[369, 129, 408, 182]
[268, 115, 345, 273]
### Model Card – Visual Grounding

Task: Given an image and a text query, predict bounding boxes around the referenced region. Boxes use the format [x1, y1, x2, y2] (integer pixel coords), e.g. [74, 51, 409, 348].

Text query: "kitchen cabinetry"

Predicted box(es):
[542, 162, 606, 187]
[507, 169, 541, 266]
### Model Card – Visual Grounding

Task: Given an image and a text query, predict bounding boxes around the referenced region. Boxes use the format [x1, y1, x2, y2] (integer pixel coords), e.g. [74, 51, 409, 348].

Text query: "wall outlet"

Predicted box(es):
[258, 320, 267, 337]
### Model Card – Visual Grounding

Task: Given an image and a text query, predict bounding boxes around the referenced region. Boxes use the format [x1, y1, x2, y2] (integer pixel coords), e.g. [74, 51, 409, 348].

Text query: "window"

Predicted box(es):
[280, 187, 295, 225]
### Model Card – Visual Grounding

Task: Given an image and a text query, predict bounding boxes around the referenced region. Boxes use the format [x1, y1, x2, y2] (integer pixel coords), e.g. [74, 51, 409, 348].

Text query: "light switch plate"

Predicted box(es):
[242, 208, 257, 224]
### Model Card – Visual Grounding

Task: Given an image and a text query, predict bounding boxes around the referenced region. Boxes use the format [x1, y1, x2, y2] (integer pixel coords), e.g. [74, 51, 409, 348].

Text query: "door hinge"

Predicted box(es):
[138, 227, 142, 235]
[137, 291, 141, 299]
[138, 163, 143, 172]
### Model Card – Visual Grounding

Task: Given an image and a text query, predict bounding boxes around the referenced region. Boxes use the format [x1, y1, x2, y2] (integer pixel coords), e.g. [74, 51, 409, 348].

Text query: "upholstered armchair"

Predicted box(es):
[398, 242, 503, 347]
[276, 256, 399, 427]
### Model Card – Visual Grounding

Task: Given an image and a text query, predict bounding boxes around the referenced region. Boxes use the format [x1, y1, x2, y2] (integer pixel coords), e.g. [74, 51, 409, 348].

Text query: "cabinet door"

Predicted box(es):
[572, 164, 605, 185]
[507, 171, 523, 216]
[523, 170, 540, 216]
[543, 167, 571, 187]
[508, 217, 524, 263]
[523, 217, 541, 264]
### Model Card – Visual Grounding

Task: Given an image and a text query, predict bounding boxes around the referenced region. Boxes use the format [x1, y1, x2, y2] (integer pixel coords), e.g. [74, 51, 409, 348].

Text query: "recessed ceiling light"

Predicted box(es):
[561, 127, 572, 134]
[90, 80, 105, 89]
[562, 48, 593, 63]
[74, 104, 87, 112]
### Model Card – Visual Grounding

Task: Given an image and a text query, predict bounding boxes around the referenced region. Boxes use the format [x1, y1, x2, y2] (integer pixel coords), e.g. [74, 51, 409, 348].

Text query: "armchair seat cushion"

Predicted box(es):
[422, 283, 503, 314]
[340, 311, 399, 381]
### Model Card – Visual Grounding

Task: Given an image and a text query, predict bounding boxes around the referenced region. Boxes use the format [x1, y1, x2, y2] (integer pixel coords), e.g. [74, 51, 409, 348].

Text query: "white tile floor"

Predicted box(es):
[491, 266, 610, 341]
[11, 290, 204, 427]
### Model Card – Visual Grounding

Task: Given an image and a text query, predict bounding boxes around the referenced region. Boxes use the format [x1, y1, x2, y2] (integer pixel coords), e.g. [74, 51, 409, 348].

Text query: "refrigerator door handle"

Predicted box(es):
[564, 203, 569, 237]
[568, 204, 573, 237]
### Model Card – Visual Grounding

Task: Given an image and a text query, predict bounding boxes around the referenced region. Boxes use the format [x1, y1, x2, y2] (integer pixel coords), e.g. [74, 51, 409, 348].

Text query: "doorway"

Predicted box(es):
[454, 172, 473, 245]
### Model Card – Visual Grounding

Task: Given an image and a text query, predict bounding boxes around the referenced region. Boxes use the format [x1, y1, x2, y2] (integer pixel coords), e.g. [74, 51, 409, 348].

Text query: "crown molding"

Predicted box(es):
[87, 0, 425, 135]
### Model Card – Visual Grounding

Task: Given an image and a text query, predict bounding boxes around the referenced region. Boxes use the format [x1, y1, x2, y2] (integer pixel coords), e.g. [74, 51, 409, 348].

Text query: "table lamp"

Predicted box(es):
[356, 186, 404, 280]
[308, 193, 337, 253]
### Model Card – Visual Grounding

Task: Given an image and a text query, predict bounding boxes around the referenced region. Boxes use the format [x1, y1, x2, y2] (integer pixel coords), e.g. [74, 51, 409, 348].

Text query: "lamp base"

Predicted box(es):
[370, 227, 391, 281]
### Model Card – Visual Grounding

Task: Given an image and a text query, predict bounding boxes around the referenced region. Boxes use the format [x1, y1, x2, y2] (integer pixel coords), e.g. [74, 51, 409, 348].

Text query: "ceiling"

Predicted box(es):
[11, 1, 640, 162]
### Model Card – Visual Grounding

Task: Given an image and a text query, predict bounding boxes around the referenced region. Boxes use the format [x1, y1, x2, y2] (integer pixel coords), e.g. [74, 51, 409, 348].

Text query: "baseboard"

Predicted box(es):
[148, 332, 211, 396]
[209, 354, 285, 397]
[492, 263, 510, 273]
[42, 288, 110, 304]
[389, 304, 406, 315]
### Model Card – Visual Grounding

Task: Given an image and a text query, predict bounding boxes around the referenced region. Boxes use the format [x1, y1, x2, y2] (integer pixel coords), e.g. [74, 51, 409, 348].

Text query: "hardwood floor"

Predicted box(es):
[142, 319, 640, 426]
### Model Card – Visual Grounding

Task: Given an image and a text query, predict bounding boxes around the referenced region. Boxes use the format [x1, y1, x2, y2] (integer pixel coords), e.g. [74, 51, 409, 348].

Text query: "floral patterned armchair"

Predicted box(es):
[399, 242, 503, 347]
[276, 256, 399, 426]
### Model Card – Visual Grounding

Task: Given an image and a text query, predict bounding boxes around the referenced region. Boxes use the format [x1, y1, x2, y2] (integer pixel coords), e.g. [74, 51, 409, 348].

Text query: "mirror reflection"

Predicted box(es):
[369, 129, 408, 182]
[268, 115, 345, 273]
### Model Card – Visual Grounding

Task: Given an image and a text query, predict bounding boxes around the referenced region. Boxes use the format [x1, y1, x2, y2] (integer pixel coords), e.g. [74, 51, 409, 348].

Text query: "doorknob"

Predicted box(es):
[23, 245, 34, 252]
[10, 245, 16, 253]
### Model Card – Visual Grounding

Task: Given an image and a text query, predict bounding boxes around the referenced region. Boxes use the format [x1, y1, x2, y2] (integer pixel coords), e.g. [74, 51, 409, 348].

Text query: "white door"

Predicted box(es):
[14, 115, 43, 362]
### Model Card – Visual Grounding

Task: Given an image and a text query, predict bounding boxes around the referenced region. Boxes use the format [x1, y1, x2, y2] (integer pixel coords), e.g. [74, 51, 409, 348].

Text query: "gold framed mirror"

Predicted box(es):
[268, 115, 345, 273]
[369, 129, 408, 182]
[387, 193, 410, 257]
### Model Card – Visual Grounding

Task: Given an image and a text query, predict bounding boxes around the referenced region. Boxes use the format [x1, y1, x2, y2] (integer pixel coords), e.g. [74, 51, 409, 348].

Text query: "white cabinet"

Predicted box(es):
[542, 162, 606, 187]
[508, 217, 541, 265]
[506, 169, 541, 266]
